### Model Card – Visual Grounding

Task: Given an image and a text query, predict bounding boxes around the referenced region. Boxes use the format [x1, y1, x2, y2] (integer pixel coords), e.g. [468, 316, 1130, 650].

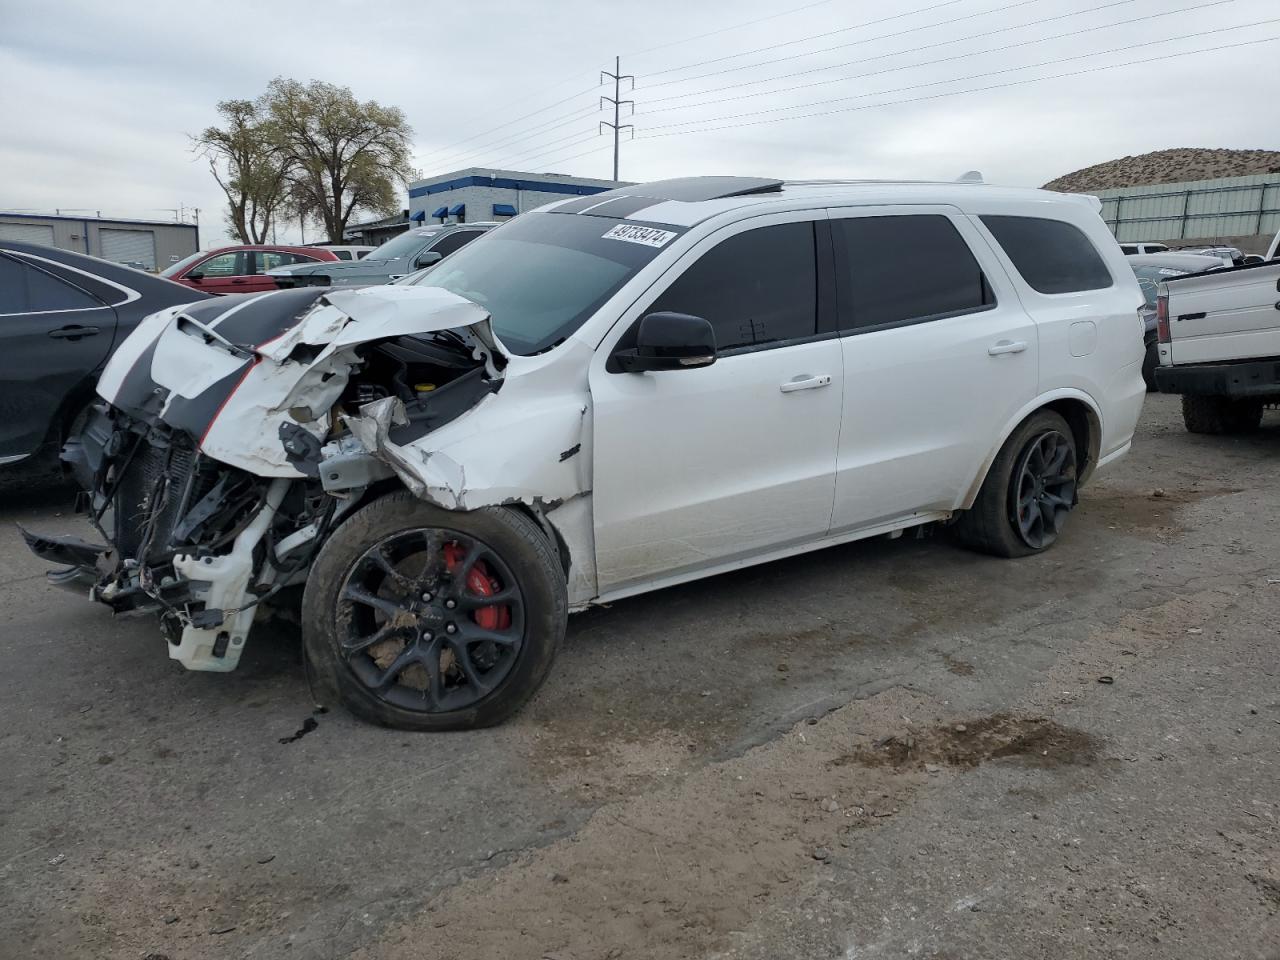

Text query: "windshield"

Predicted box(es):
[407, 214, 678, 354]
[161, 250, 206, 278]
[1130, 263, 1193, 305]
[366, 229, 437, 261]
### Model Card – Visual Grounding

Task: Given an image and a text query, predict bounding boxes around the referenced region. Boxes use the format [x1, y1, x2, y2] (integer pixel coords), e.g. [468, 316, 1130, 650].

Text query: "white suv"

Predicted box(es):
[32, 177, 1147, 730]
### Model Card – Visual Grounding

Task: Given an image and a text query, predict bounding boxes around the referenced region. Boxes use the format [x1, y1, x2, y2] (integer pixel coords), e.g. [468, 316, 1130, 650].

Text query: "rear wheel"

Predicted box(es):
[1181, 395, 1262, 435]
[303, 492, 566, 730]
[953, 410, 1078, 558]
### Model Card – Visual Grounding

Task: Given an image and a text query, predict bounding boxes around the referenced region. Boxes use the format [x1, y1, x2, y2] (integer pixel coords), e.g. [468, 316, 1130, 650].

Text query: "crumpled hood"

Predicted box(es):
[96, 285, 500, 477]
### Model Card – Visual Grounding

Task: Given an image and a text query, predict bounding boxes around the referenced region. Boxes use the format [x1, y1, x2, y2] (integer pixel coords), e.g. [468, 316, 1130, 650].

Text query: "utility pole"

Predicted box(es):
[600, 56, 634, 182]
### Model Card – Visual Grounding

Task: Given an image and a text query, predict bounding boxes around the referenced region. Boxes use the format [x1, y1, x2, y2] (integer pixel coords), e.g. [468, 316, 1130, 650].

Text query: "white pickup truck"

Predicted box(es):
[1153, 257, 1280, 433]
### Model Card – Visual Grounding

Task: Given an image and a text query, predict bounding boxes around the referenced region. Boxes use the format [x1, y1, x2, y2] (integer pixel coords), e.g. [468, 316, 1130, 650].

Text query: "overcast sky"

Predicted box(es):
[2, 0, 1277, 248]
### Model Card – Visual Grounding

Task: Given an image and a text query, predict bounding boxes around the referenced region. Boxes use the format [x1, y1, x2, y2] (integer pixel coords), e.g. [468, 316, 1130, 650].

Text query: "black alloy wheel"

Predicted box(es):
[1010, 429, 1077, 550]
[337, 528, 525, 713]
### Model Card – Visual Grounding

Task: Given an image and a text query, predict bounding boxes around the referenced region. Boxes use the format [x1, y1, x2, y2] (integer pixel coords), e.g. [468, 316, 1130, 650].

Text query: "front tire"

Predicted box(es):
[303, 492, 567, 731]
[953, 410, 1078, 558]
[1180, 395, 1262, 435]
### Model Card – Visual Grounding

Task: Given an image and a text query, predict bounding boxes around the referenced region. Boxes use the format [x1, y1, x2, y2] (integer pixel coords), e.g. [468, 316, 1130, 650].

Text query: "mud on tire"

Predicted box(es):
[303, 491, 567, 731]
[1180, 395, 1262, 435]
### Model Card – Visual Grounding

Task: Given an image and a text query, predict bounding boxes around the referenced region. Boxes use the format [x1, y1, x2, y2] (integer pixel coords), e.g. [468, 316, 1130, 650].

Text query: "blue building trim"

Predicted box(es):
[448, 203, 465, 216]
[431, 205, 448, 218]
[492, 203, 518, 217]
[408, 175, 614, 199]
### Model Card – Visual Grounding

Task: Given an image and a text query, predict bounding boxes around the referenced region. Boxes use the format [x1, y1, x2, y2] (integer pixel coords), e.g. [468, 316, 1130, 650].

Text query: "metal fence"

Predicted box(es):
[1092, 173, 1280, 243]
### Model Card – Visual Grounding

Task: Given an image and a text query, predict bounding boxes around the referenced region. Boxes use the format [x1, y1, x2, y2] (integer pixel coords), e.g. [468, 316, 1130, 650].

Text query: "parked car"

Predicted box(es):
[312, 244, 377, 261]
[1120, 242, 1170, 255]
[24, 176, 1145, 730]
[1127, 252, 1226, 389]
[1174, 245, 1242, 266]
[266, 224, 495, 289]
[161, 244, 339, 295]
[0, 241, 208, 477]
[1153, 258, 1280, 433]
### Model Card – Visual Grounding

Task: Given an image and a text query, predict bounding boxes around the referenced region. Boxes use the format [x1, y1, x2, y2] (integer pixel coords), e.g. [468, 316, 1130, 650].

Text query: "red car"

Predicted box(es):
[160, 244, 339, 295]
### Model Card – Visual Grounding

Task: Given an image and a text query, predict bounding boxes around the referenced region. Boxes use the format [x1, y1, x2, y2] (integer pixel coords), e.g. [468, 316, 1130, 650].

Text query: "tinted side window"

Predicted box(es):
[25, 264, 103, 310]
[981, 215, 1113, 294]
[431, 231, 482, 257]
[648, 221, 817, 351]
[1120, 245, 1137, 255]
[0, 253, 30, 313]
[195, 252, 247, 277]
[832, 215, 993, 330]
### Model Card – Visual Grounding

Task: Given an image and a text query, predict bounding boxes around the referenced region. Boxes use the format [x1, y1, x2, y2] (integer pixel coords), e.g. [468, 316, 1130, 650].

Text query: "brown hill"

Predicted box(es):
[1043, 147, 1280, 193]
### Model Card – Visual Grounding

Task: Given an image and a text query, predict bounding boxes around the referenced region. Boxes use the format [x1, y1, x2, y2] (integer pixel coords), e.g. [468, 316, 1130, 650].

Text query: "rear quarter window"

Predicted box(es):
[981, 215, 1113, 294]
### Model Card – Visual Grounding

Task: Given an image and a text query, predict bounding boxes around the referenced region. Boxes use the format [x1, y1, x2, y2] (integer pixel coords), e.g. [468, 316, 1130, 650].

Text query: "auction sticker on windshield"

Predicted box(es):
[602, 224, 677, 248]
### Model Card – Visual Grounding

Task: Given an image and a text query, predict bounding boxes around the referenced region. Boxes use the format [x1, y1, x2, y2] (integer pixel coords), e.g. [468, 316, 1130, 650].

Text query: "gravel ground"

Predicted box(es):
[0, 394, 1276, 960]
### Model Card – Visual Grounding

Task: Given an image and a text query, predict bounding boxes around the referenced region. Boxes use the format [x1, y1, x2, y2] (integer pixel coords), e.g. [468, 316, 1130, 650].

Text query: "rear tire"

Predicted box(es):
[953, 410, 1078, 559]
[303, 491, 567, 731]
[1181, 395, 1262, 435]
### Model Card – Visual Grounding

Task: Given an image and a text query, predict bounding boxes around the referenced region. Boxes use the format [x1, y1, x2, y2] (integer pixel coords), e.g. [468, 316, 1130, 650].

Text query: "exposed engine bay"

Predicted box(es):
[22, 285, 523, 672]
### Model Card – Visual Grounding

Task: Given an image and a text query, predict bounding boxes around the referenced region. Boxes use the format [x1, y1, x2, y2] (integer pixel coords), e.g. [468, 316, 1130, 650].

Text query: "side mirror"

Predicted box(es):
[614, 312, 717, 373]
[186, 272, 204, 282]
[414, 250, 443, 269]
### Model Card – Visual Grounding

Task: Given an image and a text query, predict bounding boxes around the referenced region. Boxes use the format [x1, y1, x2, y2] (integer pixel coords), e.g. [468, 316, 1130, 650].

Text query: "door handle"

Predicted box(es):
[779, 374, 832, 393]
[230, 278, 249, 285]
[988, 339, 1028, 356]
[48, 325, 101, 340]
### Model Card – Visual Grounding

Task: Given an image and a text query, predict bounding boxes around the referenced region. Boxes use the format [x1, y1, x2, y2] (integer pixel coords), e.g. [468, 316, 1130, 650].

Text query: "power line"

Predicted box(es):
[623, 0, 850, 59]
[634, 33, 1279, 140]
[416, 77, 604, 164]
[429, 102, 601, 170]
[639, 0, 1036, 84]
[499, 128, 606, 167]
[634, 0, 1236, 118]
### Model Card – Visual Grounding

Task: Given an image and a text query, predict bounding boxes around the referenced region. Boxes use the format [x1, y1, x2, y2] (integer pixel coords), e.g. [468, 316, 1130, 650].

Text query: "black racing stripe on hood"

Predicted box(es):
[163, 361, 255, 441]
[183, 288, 330, 349]
[108, 338, 169, 421]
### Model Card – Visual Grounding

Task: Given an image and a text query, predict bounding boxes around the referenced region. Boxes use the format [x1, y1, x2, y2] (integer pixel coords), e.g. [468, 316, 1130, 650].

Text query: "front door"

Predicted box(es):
[0, 252, 116, 462]
[825, 207, 1038, 532]
[589, 214, 843, 596]
[181, 249, 251, 295]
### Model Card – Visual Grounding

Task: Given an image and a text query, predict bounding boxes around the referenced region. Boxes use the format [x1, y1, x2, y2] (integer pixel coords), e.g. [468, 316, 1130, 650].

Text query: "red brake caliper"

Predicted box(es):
[443, 542, 511, 631]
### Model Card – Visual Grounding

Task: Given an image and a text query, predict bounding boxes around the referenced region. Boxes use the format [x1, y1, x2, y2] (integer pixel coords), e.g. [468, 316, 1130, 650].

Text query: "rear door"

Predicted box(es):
[827, 207, 1037, 531]
[0, 252, 117, 463]
[590, 214, 844, 595]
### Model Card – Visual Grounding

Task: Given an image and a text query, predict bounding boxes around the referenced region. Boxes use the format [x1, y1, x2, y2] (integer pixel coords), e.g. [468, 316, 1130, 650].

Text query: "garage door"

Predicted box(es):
[99, 228, 157, 270]
[0, 222, 55, 245]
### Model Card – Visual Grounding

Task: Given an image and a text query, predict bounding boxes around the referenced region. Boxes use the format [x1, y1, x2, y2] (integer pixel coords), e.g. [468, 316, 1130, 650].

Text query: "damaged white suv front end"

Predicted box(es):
[24, 282, 592, 676]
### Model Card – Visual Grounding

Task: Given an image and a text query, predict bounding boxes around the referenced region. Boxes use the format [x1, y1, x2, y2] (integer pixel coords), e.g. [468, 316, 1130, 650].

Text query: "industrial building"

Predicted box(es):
[1092, 172, 1280, 253]
[0, 212, 198, 271]
[406, 168, 626, 225]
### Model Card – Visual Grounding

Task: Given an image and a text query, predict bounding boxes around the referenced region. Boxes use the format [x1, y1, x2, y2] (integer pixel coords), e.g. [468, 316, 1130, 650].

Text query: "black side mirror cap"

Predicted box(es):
[614, 311, 717, 373]
[186, 272, 203, 281]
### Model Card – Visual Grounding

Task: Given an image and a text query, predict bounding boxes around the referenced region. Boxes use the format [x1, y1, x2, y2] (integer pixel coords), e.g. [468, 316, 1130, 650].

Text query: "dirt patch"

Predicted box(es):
[840, 714, 1101, 770]
[1248, 873, 1280, 909]
[939, 651, 976, 676]
[1081, 486, 1242, 535]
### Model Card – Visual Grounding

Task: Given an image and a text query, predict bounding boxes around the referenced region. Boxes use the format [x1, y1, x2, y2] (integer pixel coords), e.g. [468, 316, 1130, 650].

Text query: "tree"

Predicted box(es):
[194, 99, 292, 244]
[265, 78, 413, 243]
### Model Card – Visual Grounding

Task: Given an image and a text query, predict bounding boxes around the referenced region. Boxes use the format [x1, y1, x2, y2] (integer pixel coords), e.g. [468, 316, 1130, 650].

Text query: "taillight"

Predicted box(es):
[1156, 290, 1171, 344]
